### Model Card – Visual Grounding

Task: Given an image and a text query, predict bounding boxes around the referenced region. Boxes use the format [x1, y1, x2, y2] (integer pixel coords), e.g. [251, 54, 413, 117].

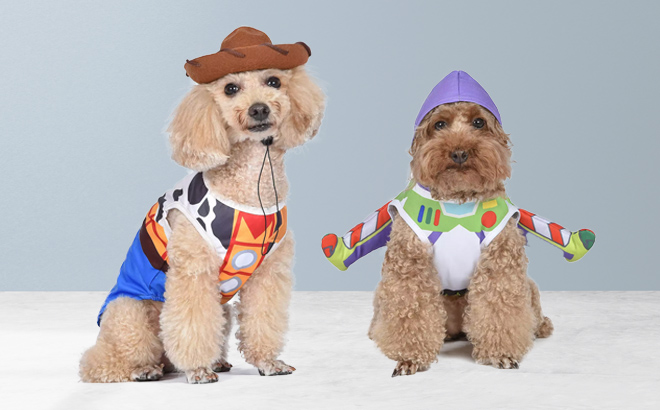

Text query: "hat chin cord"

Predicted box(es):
[257, 136, 281, 255]
[261, 136, 274, 146]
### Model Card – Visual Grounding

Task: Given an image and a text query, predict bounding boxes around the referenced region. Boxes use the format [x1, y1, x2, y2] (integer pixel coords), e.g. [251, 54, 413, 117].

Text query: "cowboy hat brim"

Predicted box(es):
[184, 42, 311, 84]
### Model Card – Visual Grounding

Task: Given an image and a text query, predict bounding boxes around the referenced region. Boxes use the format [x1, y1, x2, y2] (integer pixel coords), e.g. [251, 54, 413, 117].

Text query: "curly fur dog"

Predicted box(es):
[79, 55, 325, 383]
[368, 100, 553, 377]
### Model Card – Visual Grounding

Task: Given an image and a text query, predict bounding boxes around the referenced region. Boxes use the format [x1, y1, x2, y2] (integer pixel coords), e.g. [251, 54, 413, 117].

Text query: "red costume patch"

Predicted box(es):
[482, 211, 497, 228]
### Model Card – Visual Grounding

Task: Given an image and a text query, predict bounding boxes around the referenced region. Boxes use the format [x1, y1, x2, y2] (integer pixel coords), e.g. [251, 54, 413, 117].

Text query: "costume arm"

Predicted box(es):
[322, 203, 596, 270]
[517, 208, 595, 262]
[321, 202, 393, 271]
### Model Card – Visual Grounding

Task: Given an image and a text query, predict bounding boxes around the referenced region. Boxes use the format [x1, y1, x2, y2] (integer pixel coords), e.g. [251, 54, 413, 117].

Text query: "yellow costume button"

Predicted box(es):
[482, 199, 498, 209]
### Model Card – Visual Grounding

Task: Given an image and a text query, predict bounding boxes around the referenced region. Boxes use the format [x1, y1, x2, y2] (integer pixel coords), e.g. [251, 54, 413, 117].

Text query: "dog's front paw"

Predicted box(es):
[476, 356, 520, 369]
[257, 360, 296, 376]
[212, 360, 233, 373]
[391, 360, 427, 377]
[131, 364, 164, 382]
[185, 367, 218, 384]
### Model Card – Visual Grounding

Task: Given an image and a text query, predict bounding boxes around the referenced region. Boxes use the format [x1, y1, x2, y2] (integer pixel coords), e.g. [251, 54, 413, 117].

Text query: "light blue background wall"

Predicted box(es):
[1, 0, 658, 291]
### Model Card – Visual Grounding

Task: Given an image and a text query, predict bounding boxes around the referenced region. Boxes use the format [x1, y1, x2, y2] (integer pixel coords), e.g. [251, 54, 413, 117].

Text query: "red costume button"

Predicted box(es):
[482, 211, 496, 228]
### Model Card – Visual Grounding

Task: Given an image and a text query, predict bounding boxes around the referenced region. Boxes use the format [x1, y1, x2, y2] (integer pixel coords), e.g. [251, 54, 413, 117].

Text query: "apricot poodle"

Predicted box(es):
[369, 101, 553, 377]
[79, 66, 325, 383]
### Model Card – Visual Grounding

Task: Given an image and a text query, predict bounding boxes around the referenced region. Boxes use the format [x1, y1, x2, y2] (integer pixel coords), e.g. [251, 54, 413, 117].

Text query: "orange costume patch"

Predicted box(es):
[217, 207, 287, 303]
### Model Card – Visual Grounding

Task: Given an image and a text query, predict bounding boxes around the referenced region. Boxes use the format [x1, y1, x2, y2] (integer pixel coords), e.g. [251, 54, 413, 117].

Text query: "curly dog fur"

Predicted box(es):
[370, 102, 552, 376]
[79, 66, 325, 383]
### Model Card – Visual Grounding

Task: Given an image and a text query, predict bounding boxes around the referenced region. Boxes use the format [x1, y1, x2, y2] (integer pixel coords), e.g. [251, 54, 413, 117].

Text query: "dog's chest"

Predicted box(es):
[151, 172, 288, 302]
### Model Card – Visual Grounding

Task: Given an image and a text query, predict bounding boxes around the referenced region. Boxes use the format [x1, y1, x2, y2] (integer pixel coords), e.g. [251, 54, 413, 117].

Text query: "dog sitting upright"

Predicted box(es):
[369, 71, 553, 376]
[79, 27, 325, 384]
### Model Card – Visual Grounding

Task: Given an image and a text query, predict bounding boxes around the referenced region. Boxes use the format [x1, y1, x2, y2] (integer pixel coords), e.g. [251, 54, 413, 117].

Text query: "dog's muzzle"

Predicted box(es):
[248, 123, 272, 133]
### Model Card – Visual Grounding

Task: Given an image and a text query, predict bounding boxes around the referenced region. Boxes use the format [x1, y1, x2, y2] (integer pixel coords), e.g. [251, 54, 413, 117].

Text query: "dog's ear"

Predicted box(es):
[410, 125, 426, 156]
[410, 112, 434, 157]
[491, 119, 511, 147]
[278, 67, 325, 148]
[168, 85, 231, 171]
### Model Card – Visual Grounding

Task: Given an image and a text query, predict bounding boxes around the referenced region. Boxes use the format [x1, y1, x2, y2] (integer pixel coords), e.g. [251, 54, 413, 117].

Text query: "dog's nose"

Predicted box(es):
[248, 103, 270, 121]
[451, 150, 469, 164]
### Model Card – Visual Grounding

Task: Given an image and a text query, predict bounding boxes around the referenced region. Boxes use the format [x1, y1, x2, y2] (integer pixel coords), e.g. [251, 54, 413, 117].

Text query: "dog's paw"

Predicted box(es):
[131, 364, 164, 382]
[257, 360, 296, 376]
[392, 360, 426, 377]
[476, 356, 520, 369]
[212, 360, 233, 373]
[185, 367, 218, 384]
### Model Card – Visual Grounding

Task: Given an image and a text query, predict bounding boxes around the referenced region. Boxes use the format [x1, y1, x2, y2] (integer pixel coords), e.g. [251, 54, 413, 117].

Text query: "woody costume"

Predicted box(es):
[98, 27, 311, 324]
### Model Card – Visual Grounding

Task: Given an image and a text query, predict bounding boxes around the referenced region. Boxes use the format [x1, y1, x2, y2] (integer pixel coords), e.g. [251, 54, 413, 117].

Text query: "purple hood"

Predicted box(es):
[414, 71, 502, 129]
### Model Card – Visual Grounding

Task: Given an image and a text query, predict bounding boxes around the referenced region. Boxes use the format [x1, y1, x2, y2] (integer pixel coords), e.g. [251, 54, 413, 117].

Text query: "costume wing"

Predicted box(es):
[517, 209, 595, 262]
[322, 203, 595, 270]
[322, 202, 393, 271]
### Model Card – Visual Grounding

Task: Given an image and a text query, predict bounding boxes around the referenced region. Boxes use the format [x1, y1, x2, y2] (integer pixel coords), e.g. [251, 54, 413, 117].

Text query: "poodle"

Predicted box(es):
[79, 65, 325, 384]
[368, 101, 553, 377]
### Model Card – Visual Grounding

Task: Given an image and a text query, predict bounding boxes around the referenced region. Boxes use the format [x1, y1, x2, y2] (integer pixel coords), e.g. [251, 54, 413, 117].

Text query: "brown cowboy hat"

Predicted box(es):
[184, 26, 312, 84]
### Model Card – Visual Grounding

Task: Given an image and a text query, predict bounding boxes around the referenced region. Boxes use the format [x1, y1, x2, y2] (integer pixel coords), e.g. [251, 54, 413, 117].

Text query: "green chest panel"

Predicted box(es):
[395, 189, 512, 233]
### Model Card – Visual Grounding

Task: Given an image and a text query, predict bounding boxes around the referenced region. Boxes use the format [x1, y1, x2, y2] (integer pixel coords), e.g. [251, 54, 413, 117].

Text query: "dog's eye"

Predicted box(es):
[224, 83, 240, 96]
[266, 76, 281, 89]
[434, 121, 447, 130]
[473, 118, 485, 129]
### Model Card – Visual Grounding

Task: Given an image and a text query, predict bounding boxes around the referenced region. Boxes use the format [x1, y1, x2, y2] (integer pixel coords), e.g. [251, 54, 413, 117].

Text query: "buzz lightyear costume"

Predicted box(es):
[321, 71, 595, 291]
[389, 183, 519, 294]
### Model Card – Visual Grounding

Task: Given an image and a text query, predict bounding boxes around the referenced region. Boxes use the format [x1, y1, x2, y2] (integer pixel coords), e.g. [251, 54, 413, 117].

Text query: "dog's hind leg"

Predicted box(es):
[236, 234, 295, 376]
[79, 297, 164, 382]
[159, 210, 225, 384]
[528, 278, 553, 338]
[370, 215, 447, 377]
[368, 289, 381, 341]
[213, 303, 234, 373]
[465, 218, 536, 369]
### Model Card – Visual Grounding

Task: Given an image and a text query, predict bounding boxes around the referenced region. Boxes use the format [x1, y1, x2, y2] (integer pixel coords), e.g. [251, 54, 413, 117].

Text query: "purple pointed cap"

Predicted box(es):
[414, 71, 501, 128]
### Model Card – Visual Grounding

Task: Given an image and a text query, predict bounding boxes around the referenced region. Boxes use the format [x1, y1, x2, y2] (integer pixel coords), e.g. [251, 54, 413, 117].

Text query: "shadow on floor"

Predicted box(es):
[439, 339, 474, 362]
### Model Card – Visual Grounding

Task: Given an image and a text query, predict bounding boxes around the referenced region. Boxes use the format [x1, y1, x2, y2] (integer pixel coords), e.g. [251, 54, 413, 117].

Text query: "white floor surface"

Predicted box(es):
[0, 291, 658, 409]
